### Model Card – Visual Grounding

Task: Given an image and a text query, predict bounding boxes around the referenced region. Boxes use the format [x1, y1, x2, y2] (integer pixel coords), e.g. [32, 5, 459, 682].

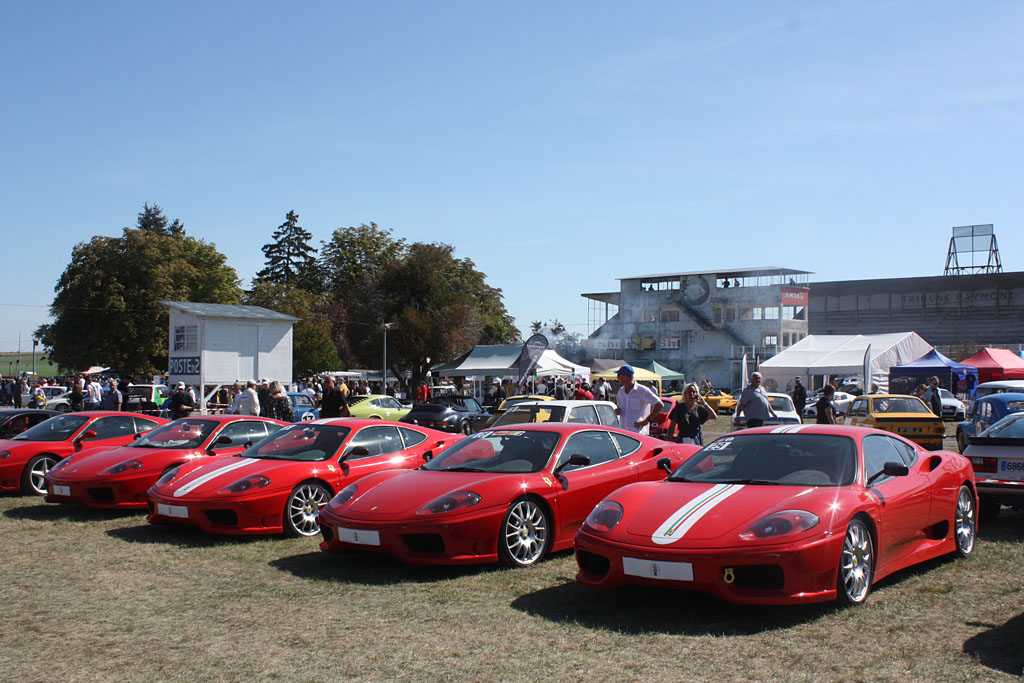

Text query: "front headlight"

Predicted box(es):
[416, 490, 481, 515]
[0, 450, 10, 460]
[50, 455, 73, 471]
[584, 501, 624, 532]
[101, 459, 144, 475]
[218, 475, 271, 495]
[155, 467, 180, 486]
[330, 484, 358, 506]
[739, 510, 819, 541]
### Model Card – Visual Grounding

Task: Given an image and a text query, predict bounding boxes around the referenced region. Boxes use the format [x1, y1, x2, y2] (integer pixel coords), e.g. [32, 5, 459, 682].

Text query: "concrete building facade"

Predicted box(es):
[583, 267, 811, 388]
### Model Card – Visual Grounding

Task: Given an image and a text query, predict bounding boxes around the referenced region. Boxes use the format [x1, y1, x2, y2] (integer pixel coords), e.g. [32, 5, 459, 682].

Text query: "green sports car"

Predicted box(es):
[345, 394, 411, 421]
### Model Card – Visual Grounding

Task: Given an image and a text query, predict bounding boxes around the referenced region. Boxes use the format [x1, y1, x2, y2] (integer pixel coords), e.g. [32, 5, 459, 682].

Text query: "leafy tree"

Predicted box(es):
[244, 282, 341, 378]
[133, 202, 185, 237]
[530, 319, 566, 336]
[39, 209, 241, 374]
[318, 222, 406, 301]
[255, 211, 318, 289]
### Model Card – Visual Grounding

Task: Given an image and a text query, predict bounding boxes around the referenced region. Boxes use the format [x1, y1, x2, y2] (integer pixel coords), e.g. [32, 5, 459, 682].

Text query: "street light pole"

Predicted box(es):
[382, 322, 395, 388]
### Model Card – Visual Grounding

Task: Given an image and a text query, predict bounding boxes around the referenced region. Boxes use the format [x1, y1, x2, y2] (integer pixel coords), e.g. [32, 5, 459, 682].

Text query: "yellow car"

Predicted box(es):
[483, 395, 553, 427]
[843, 394, 946, 450]
[703, 389, 738, 415]
[345, 394, 411, 421]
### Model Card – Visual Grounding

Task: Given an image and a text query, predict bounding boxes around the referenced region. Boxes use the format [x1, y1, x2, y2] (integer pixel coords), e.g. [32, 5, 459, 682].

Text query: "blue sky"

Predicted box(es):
[2, 1, 1022, 353]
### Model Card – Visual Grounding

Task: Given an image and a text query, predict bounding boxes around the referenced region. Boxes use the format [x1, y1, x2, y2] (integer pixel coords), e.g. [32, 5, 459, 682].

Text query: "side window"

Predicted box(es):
[370, 399, 383, 408]
[887, 436, 918, 467]
[294, 394, 313, 409]
[346, 425, 404, 458]
[89, 416, 139, 440]
[464, 398, 483, 412]
[609, 432, 642, 456]
[383, 397, 402, 409]
[863, 435, 904, 485]
[596, 404, 619, 427]
[398, 427, 427, 448]
[568, 405, 599, 424]
[215, 421, 269, 449]
[557, 431, 621, 471]
[850, 400, 866, 418]
[133, 417, 161, 433]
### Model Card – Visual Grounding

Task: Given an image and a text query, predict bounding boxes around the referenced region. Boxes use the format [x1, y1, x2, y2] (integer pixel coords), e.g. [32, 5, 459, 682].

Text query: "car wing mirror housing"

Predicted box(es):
[341, 446, 370, 463]
[657, 457, 673, 474]
[554, 453, 590, 474]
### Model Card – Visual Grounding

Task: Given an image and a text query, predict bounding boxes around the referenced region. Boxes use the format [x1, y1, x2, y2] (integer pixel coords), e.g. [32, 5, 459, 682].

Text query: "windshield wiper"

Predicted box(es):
[441, 466, 487, 473]
[666, 475, 694, 482]
[717, 478, 778, 485]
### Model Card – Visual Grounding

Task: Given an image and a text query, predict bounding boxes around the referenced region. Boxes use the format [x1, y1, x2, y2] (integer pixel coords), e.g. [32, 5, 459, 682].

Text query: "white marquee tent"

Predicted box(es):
[759, 332, 932, 393]
[431, 344, 590, 379]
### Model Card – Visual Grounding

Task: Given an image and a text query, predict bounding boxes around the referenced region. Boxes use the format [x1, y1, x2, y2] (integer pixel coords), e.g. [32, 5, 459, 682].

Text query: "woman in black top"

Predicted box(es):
[667, 382, 715, 445]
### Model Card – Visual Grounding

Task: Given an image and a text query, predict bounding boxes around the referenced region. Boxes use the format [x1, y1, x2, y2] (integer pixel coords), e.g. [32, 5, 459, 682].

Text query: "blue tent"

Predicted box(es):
[888, 349, 979, 397]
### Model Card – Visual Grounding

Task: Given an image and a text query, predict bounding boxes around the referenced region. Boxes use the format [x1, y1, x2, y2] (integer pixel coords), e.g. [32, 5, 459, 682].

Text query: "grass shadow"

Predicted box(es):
[963, 612, 1024, 676]
[106, 523, 272, 548]
[270, 550, 501, 586]
[509, 579, 838, 635]
[4, 502, 140, 523]
[978, 508, 1024, 543]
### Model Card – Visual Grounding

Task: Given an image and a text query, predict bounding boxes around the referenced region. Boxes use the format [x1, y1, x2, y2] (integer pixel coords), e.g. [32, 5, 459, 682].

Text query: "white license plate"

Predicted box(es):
[623, 557, 693, 581]
[897, 427, 922, 433]
[336, 526, 381, 546]
[52, 485, 71, 496]
[999, 460, 1024, 476]
[156, 503, 189, 519]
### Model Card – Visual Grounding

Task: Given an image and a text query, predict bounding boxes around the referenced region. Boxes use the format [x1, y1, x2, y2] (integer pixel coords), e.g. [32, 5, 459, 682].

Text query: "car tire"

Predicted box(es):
[460, 420, 473, 435]
[498, 496, 551, 568]
[836, 517, 874, 606]
[22, 454, 59, 495]
[954, 485, 976, 558]
[956, 430, 968, 453]
[979, 499, 1001, 524]
[283, 481, 331, 537]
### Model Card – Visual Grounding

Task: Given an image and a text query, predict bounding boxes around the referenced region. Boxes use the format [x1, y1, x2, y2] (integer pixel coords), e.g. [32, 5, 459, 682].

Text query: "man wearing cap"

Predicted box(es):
[167, 382, 194, 419]
[236, 380, 261, 416]
[735, 372, 777, 429]
[791, 376, 807, 418]
[319, 377, 350, 418]
[614, 365, 664, 435]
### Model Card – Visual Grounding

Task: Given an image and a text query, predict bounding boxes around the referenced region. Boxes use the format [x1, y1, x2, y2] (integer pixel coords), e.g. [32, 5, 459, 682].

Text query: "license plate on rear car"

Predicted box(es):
[156, 503, 189, 518]
[897, 427, 922, 433]
[623, 557, 693, 581]
[52, 485, 71, 496]
[336, 526, 381, 545]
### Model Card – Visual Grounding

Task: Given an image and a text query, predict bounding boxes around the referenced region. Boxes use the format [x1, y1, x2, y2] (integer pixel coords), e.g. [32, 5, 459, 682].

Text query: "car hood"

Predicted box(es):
[156, 455, 327, 498]
[344, 469, 538, 518]
[53, 444, 198, 479]
[622, 481, 846, 546]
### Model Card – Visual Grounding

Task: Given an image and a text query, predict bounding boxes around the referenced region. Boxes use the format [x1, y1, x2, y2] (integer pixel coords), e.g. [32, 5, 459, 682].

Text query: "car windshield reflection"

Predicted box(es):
[242, 424, 351, 461]
[12, 414, 90, 442]
[422, 430, 561, 474]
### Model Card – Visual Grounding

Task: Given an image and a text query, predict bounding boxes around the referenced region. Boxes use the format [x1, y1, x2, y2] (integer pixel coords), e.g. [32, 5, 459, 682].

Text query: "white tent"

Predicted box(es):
[759, 332, 932, 393]
[432, 344, 588, 379]
[535, 349, 591, 379]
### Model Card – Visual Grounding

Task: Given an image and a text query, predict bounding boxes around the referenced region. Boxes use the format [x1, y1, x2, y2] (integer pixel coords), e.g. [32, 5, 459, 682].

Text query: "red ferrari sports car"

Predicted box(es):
[44, 415, 289, 509]
[318, 423, 699, 567]
[0, 411, 167, 495]
[574, 424, 978, 606]
[147, 419, 460, 537]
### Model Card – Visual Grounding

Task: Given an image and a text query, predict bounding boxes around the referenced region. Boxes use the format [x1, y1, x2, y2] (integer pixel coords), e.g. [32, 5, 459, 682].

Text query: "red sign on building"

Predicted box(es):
[781, 286, 809, 306]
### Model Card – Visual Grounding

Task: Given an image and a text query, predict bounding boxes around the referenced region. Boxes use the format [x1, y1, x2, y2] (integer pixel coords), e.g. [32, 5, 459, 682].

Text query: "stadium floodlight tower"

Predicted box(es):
[943, 224, 1003, 276]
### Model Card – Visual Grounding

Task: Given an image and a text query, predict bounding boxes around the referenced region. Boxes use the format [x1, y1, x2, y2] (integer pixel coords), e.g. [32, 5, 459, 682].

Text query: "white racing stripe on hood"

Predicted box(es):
[771, 424, 810, 434]
[173, 458, 258, 498]
[651, 484, 744, 545]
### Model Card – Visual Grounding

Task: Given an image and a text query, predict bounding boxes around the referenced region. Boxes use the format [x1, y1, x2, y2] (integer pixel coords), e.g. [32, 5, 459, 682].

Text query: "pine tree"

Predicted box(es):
[255, 211, 317, 287]
[133, 202, 185, 237]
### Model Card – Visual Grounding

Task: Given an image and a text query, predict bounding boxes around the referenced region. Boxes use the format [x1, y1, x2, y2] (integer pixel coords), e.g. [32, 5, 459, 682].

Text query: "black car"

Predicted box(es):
[0, 409, 60, 440]
[399, 396, 491, 434]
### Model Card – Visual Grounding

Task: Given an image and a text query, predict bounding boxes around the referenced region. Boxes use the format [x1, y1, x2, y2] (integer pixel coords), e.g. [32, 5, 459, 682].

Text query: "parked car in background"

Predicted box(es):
[843, 395, 945, 451]
[347, 394, 411, 421]
[287, 392, 320, 421]
[802, 390, 857, 420]
[0, 409, 60, 439]
[484, 395, 553, 428]
[401, 396, 492, 434]
[955, 393, 1024, 453]
[702, 389, 737, 415]
[969, 380, 1024, 411]
[733, 393, 801, 428]
[962, 411, 1024, 521]
[125, 384, 171, 413]
[46, 392, 73, 413]
[490, 400, 619, 429]
[933, 388, 966, 421]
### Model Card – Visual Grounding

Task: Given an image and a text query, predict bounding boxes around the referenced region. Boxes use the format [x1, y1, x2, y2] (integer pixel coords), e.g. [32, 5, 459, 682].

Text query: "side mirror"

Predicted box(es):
[867, 461, 909, 486]
[422, 449, 434, 462]
[554, 453, 590, 474]
[657, 457, 673, 474]
[76, 429, 98, 442]
[207, 435, 233, 454]
[340, 446, 369, 463]
[133, 432, 142, 440]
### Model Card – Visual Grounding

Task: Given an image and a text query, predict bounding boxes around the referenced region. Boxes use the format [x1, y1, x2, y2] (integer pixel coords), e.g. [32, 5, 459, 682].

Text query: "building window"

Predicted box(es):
[643, 309, 657, 323]
[174, 325, 197, 351]
[763, 306, 780, 320]
[762, 334, 778, 347]
[660, 308, 680, 323]
[724, 306, 736, 323]
[713, 304, 723, 326]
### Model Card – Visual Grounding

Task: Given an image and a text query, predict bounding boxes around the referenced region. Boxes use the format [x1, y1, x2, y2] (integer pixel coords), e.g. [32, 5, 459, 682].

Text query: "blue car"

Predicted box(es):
[287, 391, 320, 422]
[956, 392, 1024, 452]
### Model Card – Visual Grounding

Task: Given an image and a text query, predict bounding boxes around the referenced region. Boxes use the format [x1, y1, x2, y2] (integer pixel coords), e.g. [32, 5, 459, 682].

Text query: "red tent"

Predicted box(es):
[959, 348, 1024, 384]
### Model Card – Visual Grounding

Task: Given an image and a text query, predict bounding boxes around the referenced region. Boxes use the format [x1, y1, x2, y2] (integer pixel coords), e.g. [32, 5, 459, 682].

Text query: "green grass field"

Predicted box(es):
[0, 351, 62, 377]
[1, 424, 1022, 682]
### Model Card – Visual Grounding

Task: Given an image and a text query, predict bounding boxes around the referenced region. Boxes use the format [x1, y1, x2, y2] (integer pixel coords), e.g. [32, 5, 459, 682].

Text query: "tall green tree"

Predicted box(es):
[255, 211, 317, 289]
[133, 202, 185, 237]
[244, 282, 341, 378]
[318, 222, 406, 300]
[38, 206, 241, 374]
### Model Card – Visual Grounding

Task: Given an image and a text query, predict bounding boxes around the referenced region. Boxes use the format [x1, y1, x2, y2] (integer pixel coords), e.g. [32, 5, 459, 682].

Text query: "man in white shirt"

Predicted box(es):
[238, 380, 261, 416]
[85, 377, 104, 411]
[614, 365, 664, 435]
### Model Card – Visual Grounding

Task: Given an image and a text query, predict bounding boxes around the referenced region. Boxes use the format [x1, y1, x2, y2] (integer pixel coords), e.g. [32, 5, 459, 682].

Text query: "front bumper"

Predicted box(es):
[45, 472, 153, 509]
[975, 478, 1024, 506]
[147, 488, 287, 535]
[573, 528, 845, 605]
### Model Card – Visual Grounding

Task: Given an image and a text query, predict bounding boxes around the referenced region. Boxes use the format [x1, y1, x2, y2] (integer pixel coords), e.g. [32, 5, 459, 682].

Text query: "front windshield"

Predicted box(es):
[769, 396, 794, 411]
[978, 413, 1024, 439]
[669, 434, 857, 487]
[422, 430, 561, 474]
[492, 405, 566, 427]
[12, 414, 90, 442]
[241, 424, 351, 461]
[872, 397, 931, 414]
[131, 419, 218, 449]
[500, 397, 542, 410]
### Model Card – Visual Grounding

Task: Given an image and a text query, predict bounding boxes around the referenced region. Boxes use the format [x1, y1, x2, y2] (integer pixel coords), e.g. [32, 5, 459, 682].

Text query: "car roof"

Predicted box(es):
[734, 424, 891, 438]
[0, 408, 59, 417]
[480, 422, 640, 437]
[979, 392, 1024, 403]
[165, 415, 286, 424]
[309, 417, 416, 428]
[508, 400, 616, 408]
[977, 380, 1024, 388]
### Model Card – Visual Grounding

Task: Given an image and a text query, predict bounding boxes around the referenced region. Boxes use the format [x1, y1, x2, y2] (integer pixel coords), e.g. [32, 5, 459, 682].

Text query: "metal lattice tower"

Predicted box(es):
[944, 224, 1003, 275]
